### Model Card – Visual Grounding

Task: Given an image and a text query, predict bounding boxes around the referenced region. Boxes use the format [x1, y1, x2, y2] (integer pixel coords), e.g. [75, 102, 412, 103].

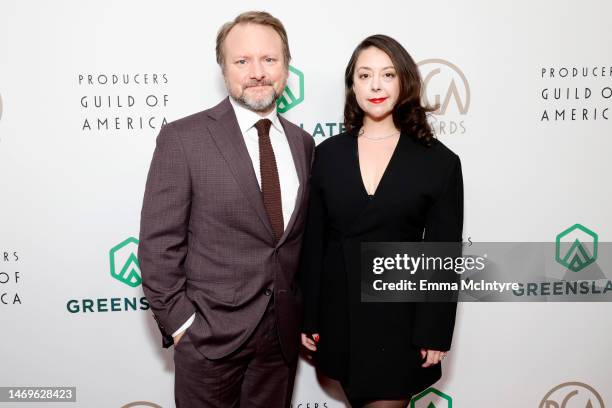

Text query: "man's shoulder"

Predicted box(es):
[166, 110, 209, 132]
[279, 116, 314, 148]
[164, 98, 230, 134]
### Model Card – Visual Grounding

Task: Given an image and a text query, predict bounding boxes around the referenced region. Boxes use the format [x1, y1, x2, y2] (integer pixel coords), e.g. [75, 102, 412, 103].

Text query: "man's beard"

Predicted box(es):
[230, 80, 282, 113]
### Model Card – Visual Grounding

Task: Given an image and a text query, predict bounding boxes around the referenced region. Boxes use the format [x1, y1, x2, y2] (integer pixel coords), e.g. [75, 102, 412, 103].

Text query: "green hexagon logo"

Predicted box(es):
[109, 237, 141, 287]
[555, 224, 598, 273]
[277, 65, 304, 113]
[410, 387, 452, 408]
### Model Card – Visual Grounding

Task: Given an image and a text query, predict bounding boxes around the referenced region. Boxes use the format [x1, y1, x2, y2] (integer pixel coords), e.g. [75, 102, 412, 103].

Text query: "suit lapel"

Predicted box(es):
[277, 116, 307, 247]
[206, 98, 275, 242]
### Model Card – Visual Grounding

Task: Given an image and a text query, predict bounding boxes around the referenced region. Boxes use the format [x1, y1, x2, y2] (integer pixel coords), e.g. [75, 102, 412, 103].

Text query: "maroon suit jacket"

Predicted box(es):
[138, 97, 314, 363]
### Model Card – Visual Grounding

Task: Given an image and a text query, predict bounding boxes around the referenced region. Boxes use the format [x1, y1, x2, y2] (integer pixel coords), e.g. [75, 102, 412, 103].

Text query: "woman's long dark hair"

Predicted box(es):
[344, 34, 435, 146]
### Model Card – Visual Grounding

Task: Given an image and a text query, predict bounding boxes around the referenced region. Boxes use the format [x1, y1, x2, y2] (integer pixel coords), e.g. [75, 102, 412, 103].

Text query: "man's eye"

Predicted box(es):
[236, 59, 247, 65]
[265, 57, 274, 63]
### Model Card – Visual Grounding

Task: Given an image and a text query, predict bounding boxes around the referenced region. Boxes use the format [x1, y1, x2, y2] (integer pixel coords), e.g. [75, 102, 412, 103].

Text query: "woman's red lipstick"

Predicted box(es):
[368, 97, 387, 104]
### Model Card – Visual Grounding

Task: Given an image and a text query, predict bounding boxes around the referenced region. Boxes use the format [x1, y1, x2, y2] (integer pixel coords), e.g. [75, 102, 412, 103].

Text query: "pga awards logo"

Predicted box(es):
[121, 402, 162, 408]
[540, 382, 604, 408]
[418, 59, 470, 137]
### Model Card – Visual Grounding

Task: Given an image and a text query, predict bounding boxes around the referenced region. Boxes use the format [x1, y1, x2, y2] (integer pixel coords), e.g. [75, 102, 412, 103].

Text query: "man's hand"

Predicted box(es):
[173, 330, 186, 346]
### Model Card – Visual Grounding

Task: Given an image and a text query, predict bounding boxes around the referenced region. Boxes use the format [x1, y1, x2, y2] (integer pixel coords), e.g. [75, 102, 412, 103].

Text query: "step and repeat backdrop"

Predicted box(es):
[1, 0, 611, 407]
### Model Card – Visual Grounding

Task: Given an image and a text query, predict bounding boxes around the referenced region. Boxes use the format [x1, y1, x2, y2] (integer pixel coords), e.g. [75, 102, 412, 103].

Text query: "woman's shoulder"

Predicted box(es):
[405, 134, 460, 165]
[314, 131, 354, 157]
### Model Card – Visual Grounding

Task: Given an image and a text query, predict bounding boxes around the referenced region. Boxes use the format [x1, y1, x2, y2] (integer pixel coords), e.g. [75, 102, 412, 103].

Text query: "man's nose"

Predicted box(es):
[249, 60, 265, 80]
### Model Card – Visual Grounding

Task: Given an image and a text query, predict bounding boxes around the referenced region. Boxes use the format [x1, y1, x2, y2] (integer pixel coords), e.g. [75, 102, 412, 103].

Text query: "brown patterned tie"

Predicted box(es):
[254, 119, 284, 243]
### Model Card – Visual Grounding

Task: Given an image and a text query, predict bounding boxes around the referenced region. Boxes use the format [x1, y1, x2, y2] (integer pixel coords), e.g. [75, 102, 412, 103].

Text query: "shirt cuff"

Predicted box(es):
[172, 313, 195, 337]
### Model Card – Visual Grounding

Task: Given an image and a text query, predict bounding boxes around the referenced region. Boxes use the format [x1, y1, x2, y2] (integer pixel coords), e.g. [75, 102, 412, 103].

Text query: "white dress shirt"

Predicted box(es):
[172, 97, 300, 337]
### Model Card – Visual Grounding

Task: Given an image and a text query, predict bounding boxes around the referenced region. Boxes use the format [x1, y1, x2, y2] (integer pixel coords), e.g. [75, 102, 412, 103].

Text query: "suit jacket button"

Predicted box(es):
[264, 288, 272, 296]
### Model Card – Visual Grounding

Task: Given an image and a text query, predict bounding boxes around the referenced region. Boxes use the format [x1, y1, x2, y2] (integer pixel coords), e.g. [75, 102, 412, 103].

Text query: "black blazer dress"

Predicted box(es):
[299, 131, 463, 401]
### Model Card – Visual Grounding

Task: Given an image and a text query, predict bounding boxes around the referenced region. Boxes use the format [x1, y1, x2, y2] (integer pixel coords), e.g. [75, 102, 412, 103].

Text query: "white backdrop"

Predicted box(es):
[1, 0, 611, 407]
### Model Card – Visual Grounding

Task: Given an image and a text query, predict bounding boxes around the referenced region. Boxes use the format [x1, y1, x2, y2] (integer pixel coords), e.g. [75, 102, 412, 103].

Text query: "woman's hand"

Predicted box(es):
[301, 333, 319, 351]
[420, 348, 447, 367]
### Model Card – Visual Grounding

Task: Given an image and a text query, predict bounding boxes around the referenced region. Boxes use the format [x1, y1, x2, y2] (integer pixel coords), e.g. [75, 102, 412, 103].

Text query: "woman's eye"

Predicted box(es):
[359, 73, 369, 79]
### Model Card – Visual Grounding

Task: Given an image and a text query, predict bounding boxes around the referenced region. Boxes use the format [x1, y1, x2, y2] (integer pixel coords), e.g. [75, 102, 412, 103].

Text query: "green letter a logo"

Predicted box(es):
[109, 237, 142, 287]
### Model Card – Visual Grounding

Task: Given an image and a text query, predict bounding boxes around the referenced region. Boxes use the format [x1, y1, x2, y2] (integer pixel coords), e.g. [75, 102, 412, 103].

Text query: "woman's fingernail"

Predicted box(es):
[313, 334, 319, 342]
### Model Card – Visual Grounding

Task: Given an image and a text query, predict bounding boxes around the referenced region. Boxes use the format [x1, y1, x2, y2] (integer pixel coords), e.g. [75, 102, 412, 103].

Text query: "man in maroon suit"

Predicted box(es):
[138, 11, 314, 407]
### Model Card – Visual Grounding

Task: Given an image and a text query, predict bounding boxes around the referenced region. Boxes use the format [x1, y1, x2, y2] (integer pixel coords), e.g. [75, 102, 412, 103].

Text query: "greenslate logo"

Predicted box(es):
[277, 65, 304, 113]
[109, 237, 141, 287]
[555, 224, 598, 272]
[410, 387, 452, 408]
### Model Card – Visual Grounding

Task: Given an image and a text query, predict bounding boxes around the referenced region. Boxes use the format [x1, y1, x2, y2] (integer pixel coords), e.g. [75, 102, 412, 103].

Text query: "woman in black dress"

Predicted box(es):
[299, 35, 463, 407]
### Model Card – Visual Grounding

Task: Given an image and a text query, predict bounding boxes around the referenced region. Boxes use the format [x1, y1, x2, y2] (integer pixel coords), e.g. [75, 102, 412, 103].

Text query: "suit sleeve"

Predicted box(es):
[412, 154, 463, 351]
[299, 145, 326, 334]
[138, 123, 196, 344]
